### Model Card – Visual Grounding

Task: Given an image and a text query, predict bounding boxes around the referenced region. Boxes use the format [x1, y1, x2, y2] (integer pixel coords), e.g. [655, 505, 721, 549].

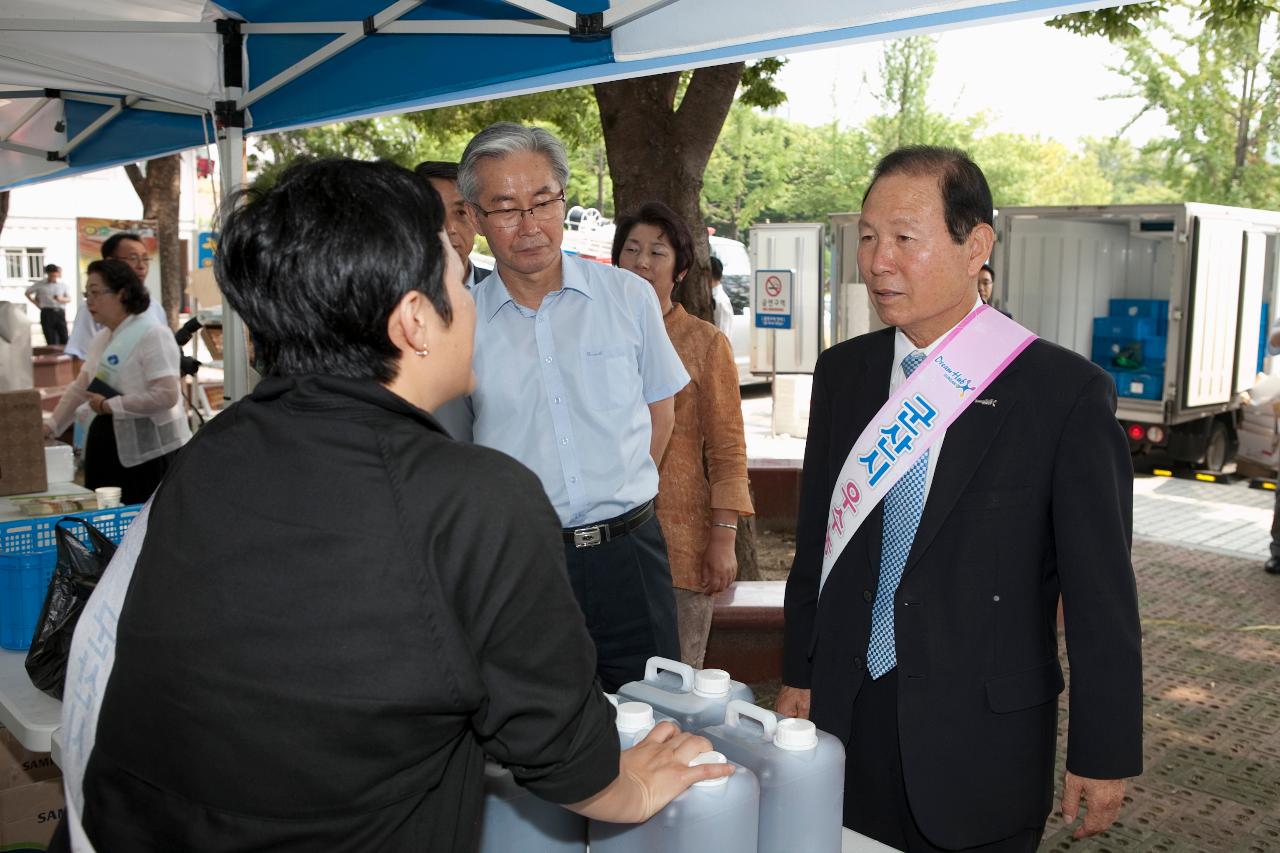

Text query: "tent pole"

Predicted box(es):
[218, 122, 254, 405]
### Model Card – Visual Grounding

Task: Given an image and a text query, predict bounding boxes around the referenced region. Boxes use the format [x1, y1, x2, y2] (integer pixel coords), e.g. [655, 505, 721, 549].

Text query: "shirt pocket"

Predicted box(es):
[581, 345, 638, 411]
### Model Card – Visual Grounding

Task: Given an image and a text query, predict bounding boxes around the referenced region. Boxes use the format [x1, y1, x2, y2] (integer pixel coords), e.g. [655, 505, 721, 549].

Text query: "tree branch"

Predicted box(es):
[123, 163, 148, 204]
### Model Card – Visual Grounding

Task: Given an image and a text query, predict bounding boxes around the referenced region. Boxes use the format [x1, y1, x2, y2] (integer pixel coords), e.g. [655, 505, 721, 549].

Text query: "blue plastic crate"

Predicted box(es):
[1110, 369, 1164, 401]
[1109, 298, 1169, 335]
[1261, 302, 1271, 374]
[1092, 335, 1166, 371]
[1094, 316, 1156, 339]
[0, 505, 142, 651]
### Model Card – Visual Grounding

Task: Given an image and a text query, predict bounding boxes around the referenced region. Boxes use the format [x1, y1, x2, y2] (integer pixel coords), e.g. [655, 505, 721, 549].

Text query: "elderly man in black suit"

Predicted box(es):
[778, 146, 1142, 852]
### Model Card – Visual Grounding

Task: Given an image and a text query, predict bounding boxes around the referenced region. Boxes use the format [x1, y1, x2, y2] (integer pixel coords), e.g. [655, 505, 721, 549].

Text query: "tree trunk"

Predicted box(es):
[595, 65, 759, 581]
[595, 64, 744, 323]
[124, 154, 182, 329]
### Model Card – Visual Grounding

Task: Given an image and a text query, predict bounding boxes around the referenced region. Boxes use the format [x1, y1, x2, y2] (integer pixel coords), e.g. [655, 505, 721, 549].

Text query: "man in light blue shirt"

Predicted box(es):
[460, 122, 689, 690]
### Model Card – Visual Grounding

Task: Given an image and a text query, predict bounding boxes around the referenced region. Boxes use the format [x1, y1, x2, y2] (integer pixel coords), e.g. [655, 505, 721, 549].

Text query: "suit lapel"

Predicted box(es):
[902, 366, 1020, 575]
[851, 335, 893, 571]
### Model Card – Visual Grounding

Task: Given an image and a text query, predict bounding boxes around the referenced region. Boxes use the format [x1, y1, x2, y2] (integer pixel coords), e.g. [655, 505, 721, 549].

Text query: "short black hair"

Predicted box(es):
[215, 159, 450, 383]
[86, 258, 150, 315]
[100, 232, 145, 260]
[611, 201, 695, 290]
[414, 161, 459, 183]
[980, 262, 995, 281]
[44, 263, 60, 274]
[708, 256, 724, 282]
[863, 146, 993, 245]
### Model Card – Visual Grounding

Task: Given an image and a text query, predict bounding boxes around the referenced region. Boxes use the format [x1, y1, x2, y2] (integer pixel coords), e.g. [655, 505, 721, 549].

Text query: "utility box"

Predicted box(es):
[995, 203, 1280, 472]
[749, 223, 824, 375]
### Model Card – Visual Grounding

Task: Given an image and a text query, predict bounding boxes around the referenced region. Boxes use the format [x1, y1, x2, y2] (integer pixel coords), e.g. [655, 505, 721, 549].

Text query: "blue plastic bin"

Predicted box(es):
[1109, 299, 1169, 335]
[0, 505, 142, 650]
[1092, 335, 1166, 371]
[1110, 369, 1164, 401]
[1261, 302, 1271, 374]
[1094, 316, 1156, 339]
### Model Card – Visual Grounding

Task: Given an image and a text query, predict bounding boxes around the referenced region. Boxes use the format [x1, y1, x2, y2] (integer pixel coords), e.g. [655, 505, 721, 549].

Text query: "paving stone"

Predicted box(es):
[1036, 539, 1280, 851]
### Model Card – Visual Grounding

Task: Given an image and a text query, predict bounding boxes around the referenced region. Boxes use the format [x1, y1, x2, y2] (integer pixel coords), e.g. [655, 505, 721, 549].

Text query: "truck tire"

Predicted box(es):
[1203, 420, 1232, 472]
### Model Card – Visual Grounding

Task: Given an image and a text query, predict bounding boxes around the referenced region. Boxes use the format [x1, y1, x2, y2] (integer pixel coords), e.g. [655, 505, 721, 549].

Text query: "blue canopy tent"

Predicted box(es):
[0, 0, 1128, 396]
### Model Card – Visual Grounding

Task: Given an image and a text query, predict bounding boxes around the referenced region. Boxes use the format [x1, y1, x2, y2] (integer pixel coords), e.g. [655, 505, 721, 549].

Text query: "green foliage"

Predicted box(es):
[702, 105, 801, 237]
[739, 58, 789, 110]
[1050, 0, 1278, 39]
[699, 33, 1188, 229]
[1110, 2, 1280, 206]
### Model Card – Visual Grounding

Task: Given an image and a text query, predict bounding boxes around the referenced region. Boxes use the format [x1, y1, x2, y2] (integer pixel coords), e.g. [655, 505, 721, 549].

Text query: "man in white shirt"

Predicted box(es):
[414, 161, 491, 441]
[709, 255, 734, 340]
[25, 264, 70, 345]
[414, 161, 491, 292]
[66, 233, 169, 361]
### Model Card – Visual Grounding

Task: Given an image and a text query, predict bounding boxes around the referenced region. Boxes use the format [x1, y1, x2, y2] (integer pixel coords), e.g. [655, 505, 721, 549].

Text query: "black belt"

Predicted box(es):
[563, 499, 655, 548]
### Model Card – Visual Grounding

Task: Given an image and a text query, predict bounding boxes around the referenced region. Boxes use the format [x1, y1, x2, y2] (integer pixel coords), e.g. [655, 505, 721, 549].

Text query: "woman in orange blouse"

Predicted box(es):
[612, 202, 754, 668]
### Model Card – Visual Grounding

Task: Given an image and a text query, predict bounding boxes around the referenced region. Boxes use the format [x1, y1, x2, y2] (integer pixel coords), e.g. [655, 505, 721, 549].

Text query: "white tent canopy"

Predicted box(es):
[0, 0, 1130, 397]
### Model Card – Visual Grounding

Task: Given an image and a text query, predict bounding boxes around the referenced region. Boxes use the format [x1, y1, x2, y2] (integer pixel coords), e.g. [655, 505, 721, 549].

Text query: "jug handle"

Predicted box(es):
[644, 656, 695, 691]
[725, 699, 778, 735]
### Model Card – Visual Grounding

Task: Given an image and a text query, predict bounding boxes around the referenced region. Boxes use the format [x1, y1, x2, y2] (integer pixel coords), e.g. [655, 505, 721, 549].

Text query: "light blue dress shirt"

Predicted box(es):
[472, 254, 690, 527]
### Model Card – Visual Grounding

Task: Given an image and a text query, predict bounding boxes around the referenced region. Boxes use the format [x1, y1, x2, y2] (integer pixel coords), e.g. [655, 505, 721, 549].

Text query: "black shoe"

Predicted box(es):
[1266, 556, 1280, 575]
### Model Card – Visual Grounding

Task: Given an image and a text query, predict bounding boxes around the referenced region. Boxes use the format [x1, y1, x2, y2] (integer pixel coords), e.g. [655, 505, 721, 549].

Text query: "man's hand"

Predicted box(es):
[775, 685, 811, 720]
[1061, 771, 1126, 839]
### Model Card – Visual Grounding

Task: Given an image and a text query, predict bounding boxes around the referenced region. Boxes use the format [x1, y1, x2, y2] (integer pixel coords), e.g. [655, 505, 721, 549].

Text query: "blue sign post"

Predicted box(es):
[197, 231, 218, 269]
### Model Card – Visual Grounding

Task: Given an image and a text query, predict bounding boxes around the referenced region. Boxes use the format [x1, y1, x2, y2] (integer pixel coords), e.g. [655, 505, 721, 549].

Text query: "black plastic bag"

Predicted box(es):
[25, 517, 116, 700]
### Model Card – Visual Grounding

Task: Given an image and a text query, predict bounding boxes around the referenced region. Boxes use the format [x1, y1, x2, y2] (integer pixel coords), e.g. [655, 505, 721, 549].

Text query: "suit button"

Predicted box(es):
[854, 656, 865, 671]
[862, 589, 874, 602]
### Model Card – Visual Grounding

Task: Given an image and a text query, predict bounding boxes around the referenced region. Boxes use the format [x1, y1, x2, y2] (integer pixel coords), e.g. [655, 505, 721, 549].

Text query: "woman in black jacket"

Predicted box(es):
[58, 159, 728, 853]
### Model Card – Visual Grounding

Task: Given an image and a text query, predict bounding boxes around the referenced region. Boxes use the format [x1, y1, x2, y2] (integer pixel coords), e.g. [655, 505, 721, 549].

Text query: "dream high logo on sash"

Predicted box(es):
[818, 306, 1038, 595]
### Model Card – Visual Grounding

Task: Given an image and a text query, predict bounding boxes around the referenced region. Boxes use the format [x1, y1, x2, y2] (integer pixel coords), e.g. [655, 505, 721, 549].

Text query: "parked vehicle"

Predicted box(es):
[994, 204, 1278, 472]
[709, 235, 760, 386]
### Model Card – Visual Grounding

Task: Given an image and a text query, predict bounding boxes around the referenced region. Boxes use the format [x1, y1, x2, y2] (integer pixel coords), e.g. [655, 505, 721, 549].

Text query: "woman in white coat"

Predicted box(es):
[44, 258, 190, 504]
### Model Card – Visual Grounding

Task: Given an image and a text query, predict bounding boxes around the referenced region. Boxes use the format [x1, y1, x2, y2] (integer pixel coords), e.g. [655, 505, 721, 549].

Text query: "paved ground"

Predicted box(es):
[1132, 476, 1274, 561]
[1040, 539, 1280, 852]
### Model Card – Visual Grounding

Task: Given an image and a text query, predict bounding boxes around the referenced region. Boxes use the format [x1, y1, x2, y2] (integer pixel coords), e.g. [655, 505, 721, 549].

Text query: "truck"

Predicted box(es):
[826, 204, 1280, 473]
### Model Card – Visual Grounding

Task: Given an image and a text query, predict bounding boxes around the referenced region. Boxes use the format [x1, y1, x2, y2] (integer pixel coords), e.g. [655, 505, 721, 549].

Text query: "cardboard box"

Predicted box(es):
[0, 779, 64, 850]
[0, 729, 61, 790]
[0, 391, 48, 497]
[0, 728, 63, 851]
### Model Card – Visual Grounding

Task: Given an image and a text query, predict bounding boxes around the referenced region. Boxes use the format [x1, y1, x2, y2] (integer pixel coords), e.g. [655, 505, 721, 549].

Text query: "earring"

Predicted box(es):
[413, 338, 429, 358]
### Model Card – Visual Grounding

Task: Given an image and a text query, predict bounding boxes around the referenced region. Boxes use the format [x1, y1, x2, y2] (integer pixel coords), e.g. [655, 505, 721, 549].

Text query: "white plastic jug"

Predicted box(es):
[615, 701, 665, 749]
[616, 657, 754, 731]
[476, 762, 587, 853]
[588, 750, 759, 853]
[700, 699, 846, 853]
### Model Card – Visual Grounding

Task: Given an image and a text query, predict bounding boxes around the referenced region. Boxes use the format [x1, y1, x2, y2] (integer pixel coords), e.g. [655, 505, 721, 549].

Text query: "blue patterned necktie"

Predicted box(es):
[866, 350, 929, 679]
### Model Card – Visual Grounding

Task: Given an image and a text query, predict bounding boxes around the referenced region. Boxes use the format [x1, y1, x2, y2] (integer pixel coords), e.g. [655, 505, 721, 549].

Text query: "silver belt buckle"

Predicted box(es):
[573, 526, 604, 548]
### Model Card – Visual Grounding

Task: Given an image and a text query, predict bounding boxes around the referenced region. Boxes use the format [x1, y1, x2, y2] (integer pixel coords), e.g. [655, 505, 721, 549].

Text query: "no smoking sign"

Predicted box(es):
[754, 269, 794, 329]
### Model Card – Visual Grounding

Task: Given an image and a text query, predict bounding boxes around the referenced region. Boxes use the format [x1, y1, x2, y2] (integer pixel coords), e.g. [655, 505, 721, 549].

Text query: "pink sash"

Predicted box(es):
[819, 307, 1037, 594]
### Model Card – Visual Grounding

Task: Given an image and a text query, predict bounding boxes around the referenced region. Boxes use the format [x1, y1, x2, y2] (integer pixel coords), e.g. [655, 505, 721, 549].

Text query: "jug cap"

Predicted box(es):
[616, 701, 655, 733]
[689, 750, 730, 787]
[773, 717, 819, 751]
[692, 668, 731, 697]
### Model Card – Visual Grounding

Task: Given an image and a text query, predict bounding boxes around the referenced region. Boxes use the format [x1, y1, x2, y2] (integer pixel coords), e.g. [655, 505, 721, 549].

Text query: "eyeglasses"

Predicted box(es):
[114, 253, 151, 266]
[83, 288, 112, 300]
[472, 194, 566, 229]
